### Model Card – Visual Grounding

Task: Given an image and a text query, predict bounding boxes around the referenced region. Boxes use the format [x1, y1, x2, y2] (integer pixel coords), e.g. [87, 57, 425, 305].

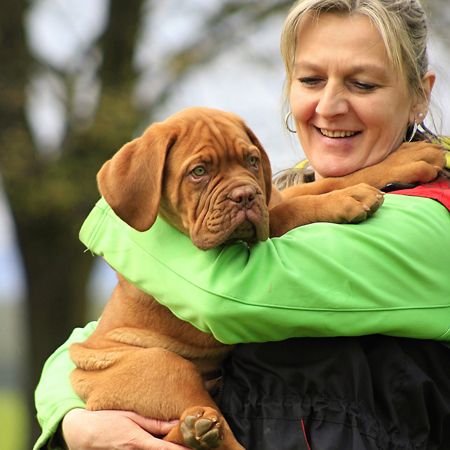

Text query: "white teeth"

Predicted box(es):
[320, 129, 357, 138]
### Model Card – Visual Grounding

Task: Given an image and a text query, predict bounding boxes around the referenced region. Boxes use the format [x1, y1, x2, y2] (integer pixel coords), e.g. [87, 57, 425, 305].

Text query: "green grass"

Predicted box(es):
[0, 389, 28, 450]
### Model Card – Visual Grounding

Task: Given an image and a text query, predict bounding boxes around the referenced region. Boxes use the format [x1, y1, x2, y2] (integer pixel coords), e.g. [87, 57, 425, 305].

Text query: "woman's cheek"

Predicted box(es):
[290, 84, 316, 121]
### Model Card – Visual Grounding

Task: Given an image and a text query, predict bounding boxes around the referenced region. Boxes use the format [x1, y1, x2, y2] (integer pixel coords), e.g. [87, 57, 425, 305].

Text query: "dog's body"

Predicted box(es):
[70, 107, 444, 449]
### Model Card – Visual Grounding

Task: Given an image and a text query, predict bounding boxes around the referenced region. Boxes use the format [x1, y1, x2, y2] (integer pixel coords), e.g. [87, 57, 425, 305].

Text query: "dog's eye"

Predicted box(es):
[248, 155, 259, 168]
[191, 165, 207, 177]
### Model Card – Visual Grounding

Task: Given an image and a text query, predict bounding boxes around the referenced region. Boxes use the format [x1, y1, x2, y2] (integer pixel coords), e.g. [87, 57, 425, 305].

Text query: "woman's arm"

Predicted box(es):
[34, 322, 96, 449]
[35, 191, 449, 447]
[80, 194, 450, 345]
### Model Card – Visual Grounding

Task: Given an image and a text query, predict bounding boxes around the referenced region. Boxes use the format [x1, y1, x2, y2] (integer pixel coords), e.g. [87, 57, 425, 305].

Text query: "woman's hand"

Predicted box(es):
[62, 408, 189, 450]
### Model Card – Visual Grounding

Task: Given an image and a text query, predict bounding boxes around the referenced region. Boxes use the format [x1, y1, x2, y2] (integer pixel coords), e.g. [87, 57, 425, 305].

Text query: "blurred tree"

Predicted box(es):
[0, 0, 145, 443]
[0, 0, 293, 445]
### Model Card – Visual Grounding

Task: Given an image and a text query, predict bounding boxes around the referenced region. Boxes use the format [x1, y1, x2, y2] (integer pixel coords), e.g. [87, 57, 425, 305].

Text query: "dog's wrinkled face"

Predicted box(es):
[160, 113, 271, 248]
[97, 107, 273, 250]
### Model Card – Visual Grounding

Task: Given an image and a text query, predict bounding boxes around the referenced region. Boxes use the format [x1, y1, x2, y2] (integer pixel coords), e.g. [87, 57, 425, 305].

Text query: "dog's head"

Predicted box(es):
[97, 107, 273, 249]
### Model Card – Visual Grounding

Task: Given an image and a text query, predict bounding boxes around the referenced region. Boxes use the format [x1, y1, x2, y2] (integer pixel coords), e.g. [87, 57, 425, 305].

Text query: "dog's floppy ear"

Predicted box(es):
[243, 124, 272, 204]
[97, 123, 177, 231]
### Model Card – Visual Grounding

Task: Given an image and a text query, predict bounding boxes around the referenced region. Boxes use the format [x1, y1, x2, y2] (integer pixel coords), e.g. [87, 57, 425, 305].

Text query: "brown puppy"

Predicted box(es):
[70, 107, 444, 450]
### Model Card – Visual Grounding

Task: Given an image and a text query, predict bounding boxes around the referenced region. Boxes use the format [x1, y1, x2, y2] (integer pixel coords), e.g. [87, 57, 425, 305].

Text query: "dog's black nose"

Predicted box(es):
[229, 186, 256, 208]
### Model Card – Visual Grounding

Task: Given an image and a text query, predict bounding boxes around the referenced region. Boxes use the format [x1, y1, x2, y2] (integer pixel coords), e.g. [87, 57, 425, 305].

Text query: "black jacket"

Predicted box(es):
[219, 336, 450, 450]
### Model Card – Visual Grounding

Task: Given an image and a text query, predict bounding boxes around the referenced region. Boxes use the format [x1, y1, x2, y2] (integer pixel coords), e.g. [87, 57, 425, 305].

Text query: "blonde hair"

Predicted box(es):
[280, 0, 430, 108]
[275, 0, 447, 188]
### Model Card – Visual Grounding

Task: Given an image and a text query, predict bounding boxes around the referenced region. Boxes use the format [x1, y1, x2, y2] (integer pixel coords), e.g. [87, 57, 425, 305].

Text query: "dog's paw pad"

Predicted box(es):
[180, 408, 223, 449]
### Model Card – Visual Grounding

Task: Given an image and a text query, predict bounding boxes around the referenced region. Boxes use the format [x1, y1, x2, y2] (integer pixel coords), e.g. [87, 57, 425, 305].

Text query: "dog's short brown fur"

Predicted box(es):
[70, 107, 444, 449]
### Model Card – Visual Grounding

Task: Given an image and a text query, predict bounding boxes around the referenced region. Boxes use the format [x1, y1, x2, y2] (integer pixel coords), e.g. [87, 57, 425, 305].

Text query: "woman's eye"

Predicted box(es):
[248, 155, 259, 168]
[298, 77, 322, 86]
[353, 81, 377, 91]
[191, 165, 207, 177]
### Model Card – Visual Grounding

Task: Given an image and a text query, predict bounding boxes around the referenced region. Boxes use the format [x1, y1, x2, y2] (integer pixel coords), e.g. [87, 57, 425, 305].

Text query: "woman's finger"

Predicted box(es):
[123, 411, 179, 436]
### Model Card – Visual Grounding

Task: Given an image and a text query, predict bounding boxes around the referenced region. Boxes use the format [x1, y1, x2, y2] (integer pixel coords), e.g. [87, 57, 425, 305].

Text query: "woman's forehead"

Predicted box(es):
[294, 13, 393, 73]
[295, 13, 381, 50]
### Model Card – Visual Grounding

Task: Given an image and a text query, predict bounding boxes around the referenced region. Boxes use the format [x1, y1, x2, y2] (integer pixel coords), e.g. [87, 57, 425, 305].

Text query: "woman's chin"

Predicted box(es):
[314, 164, 358, 179]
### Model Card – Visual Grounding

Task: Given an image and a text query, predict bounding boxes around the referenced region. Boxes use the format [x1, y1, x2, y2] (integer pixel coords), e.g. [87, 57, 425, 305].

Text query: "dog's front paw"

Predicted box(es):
[382, 142, 445, 185]
[180, 406, 223, 449]
[329, 183, 384, 223]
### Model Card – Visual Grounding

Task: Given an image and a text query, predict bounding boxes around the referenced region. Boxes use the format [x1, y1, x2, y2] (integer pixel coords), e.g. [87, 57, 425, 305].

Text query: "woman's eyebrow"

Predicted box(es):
[294, 60, 389, 79]
[348, 64, 389, 79]
[293, 61, 323, 73]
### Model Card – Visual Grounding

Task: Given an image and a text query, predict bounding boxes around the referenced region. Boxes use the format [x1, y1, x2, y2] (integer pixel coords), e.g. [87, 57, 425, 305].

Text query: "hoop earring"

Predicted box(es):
[285, 111, 296, 133]
[406, 112, 425, 142]
[406, 122, 418, 142]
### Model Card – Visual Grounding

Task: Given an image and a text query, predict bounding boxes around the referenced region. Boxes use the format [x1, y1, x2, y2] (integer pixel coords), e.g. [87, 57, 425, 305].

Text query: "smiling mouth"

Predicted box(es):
[318, 128, 361, 138]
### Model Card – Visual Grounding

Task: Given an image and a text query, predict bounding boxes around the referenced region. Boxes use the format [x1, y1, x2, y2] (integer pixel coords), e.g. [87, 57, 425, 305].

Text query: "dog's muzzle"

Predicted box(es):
[223, 185, 268, 244]
[192, 182, 269, 249]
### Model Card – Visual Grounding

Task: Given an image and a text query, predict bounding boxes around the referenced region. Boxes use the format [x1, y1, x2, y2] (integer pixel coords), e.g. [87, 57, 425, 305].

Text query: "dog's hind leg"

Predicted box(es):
[71, 346, 244, 449]
[72, 347, 213, 417]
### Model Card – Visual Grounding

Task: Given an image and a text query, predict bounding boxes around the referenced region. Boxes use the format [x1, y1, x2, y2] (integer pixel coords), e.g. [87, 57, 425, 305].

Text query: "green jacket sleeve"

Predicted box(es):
[79, 194, 450, 344]
[33, 321, 97, 450]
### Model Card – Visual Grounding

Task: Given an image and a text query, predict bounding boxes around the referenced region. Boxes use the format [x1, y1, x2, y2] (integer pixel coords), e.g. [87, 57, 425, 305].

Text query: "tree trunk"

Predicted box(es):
[0, 0, 144, 445]
[15, 216, 94, 442]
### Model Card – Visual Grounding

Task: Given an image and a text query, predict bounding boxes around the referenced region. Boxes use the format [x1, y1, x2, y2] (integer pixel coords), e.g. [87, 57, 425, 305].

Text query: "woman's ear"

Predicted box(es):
[410, 71, 436, 121]
[422, 70, 436, 102]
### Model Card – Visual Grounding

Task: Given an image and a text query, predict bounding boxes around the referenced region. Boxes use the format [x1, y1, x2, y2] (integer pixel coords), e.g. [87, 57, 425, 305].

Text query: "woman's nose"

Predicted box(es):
[315, 83, 349, 117]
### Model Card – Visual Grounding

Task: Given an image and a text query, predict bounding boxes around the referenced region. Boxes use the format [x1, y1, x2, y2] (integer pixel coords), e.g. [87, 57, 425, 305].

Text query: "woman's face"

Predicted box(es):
[289, 13, 416, 178]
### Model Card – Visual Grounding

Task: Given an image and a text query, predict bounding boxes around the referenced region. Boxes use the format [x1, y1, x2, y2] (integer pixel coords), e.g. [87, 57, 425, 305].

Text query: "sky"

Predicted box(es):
[1, 0, 449, 304]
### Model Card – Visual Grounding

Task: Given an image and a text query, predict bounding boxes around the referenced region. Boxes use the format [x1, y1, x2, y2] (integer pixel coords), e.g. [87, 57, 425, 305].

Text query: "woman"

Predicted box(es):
[34, 0, 450, 449]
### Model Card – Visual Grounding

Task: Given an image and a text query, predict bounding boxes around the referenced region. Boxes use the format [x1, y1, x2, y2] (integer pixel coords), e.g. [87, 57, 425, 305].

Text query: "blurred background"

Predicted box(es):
[0, 1, 449, 449]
